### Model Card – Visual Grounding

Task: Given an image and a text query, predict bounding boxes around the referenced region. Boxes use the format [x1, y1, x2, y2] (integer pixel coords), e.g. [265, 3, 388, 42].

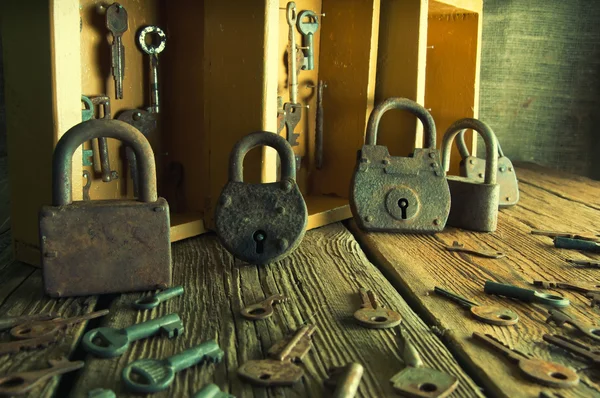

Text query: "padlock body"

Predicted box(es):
[215, 180, 308, 265]
[350, 146, 451, 233]
[40, 198, 171, 297]
[460, 156, 519, 208]
[447, 176, 500, 232]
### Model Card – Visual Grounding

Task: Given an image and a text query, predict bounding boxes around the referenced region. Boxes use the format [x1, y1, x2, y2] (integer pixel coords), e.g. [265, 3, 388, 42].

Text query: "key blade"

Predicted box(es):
[472, 332, 526, 362]
[10, 309, 109, 339]
[238, 359, 303, 386]
[0, 334, 58, 355]
[0, 359, 84, 395]
[167, 340, 224, 372]
[0, 312, 59, 332]
[268, 324, 316, 362]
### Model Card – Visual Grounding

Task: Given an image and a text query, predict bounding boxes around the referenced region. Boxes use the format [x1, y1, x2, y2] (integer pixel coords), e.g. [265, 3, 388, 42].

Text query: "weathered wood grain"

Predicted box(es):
[0, 260, 99, 398]
[69, 224, 483, 397]
[350, 164, 600, 398]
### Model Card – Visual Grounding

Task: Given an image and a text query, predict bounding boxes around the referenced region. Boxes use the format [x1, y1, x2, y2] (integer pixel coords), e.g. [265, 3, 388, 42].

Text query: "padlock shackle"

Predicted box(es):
[442, 118, 499, 184]
[456, 129, 505, 159]
[365, 97, 436, 149]
[53, 119, 158, 205]
[229, 131, 296, 183]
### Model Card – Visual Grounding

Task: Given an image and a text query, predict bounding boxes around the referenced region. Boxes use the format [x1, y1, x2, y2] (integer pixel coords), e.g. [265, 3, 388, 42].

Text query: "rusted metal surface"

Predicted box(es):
[11, 310, 109, 340]
[350, 98, 451, 233]
[457, 132, 519, 208]
[546, 310, 600, 342]
[353, 288, 401, 329]
[442, 118, 500, 232]
[215, 131, 307, 265]
[445, 241, 505, 259]
[238, 325, 316, 386]
[391, 327, 458, 398]
[473, 332, 579, 388]
[41, 119, 171, 297]
[241, 294, 289, 320]
[325, 363, 364, 398]
[533, 280, 600, 295]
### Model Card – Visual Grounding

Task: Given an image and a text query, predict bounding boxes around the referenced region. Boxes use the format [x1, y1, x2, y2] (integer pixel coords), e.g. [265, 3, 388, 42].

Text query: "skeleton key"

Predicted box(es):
[238, 324, 316, 386]
[353, 288, 402, 328]
[434, 287, 519, 326]
[193, 384, 234, 398]
[0, 312, 58, 332]
[138, 26, 167, 114]
[0, 335, 58, 356]
[0, 359, 84, 396]
[133, 286, 184, 310]
[324, 363, 364, 398]
[241, 294, 288, 320]
[122, 339, 224, 393]
[297, 10, 319, 70]
[82, 313, 183, 358]
[546, 310, 600, 342]
[10, 309, 109, 340]
[473, 332, 579, 388]
[106, 3, 128, 99]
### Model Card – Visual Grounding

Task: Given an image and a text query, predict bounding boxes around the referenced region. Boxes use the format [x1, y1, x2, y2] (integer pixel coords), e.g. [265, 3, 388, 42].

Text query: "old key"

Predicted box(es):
[122, 340, 224, 393]
[543, 334, 600, 366]
[138, 26, 167, 114]
[0, 359, 84, 396]
[546, 310, 600, 342]
[484, 281, 570, 307]
[0, 312, 58, 332]
[297, 10, 319, 70]
[241, 294, 289, 320]
[473, 332, 579, 388]
[10, 310, 109, 340]
[434, 287, 518, 326]
[133, 286, 184, 310]
[353, 288, 402, 329]
[82, 313, 183, 358]
[106, 3, 128, 99]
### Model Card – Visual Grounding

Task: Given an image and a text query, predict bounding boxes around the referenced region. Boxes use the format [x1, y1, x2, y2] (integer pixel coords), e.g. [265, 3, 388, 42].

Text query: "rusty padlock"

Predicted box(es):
[350, 97, 451, 232]
[442, 118, 500, 232]
[39, 119, 172, 297]
[456, 131, 519, 207]
[215, 131, 307, 265]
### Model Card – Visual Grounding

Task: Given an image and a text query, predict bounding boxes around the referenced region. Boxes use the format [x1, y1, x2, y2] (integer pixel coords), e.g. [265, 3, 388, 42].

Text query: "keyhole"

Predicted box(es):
[253, 230, 267, 254]
[398, 198, 409, 219]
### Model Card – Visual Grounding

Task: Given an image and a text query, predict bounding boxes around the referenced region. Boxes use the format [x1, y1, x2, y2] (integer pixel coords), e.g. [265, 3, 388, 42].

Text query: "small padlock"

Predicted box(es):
[215, 131, 308, 265]
[350, 97, 451, 232]
[40, 119, 172, 297]
[456, 131, 519, 208]
[441, 118, 500, 232]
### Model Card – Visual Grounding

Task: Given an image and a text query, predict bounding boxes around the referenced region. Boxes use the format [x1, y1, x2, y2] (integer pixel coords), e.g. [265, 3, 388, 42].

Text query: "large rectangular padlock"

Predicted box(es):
[40, 119, 171, 297]
[350, 98, 451, 233]
[456, 131, 519, 208]
[442, 118, 500, 232]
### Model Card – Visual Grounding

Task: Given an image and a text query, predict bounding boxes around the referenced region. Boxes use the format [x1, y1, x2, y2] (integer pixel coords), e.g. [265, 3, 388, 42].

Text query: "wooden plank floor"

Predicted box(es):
[0, 163, 598, 397]
[351, 163, 600, 398]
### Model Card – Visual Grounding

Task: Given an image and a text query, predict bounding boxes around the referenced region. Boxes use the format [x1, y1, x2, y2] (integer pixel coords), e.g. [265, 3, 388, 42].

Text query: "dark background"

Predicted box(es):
[0, 0, 598, 232]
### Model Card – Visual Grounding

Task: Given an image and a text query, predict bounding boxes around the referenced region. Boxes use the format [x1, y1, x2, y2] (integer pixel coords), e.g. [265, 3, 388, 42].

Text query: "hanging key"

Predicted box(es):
[353, 288, 402, 329]
[434, 287, 519, 326]
[283, 2, 302, 147]
[484, 281, 570, 307]
[297, 10, 319, 70]
[10, 309, 109, 340]
[324, 363, 364, 398]
[241, 294, 289, 320]
[546, 310, 600, 342]
[238, 324, 316, 386]
[473, 332, 579, 388]
[391, 327, 458, 398]
[133, 286, 184, 310]
[122, 339, 224, 393]
[193, 384, 234, 398]
[315, 80, 326, 169]
[0, 359, 84, 396]
[106, 3, 128, 99]
[82, 313, 183, 358]
[138, 26, 167, 114]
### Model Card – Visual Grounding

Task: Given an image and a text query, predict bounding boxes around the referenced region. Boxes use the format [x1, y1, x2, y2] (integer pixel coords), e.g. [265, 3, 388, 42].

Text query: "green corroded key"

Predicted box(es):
[122, 339, 224, 393]
[133, 286, 184, 310]
[193, 384, 235, 398]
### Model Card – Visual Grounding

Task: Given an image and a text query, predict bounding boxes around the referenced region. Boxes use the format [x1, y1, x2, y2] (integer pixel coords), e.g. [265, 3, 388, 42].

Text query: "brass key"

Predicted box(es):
[434, 287, 518, 326]
[353, 288, 401, 329]
[10, 310, 109, 340]
[106, 3, 128, 99]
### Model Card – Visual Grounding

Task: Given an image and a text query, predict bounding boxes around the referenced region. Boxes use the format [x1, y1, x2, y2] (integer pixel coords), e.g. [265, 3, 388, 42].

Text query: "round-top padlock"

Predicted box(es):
[365, 97, 437, 150]
[52, 119, 158, 206]
[441, 118, 498, 185]
[215, 131, 308, 265]
[456, 129, 506, 161]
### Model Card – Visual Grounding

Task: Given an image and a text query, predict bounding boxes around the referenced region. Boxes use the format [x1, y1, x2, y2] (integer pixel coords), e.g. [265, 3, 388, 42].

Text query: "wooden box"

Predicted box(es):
[1, 0, 481, 266]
